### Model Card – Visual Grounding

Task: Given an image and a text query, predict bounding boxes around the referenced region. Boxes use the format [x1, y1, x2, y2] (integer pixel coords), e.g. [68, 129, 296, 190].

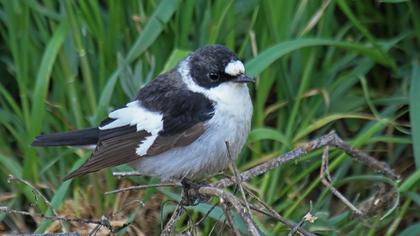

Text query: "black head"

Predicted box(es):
[187, 45, 253, 89]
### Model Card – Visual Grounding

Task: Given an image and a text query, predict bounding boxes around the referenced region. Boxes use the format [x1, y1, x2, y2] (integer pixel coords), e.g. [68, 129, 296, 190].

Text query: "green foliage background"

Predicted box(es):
[0, 0, 419, 235]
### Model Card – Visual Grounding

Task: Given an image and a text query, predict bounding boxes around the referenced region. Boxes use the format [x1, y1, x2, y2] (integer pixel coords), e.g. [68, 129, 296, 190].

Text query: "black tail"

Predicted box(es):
[32, 128, 99, 147]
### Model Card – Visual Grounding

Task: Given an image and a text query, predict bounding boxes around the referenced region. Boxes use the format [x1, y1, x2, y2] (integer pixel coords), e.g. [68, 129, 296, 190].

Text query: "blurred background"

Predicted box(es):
[0, 0, 419, 235]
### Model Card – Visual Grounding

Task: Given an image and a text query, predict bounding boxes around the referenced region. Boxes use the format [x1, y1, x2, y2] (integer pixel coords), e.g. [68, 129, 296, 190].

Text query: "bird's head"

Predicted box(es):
[185, 45, 254, 89]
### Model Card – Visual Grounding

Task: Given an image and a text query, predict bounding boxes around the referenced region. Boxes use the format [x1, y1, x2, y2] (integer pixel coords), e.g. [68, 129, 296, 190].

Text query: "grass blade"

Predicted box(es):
[30, 22, 68, 137]
[95, 0, 181, 121]
[246, 38, 395, 77]
[409, 63, 420, 169]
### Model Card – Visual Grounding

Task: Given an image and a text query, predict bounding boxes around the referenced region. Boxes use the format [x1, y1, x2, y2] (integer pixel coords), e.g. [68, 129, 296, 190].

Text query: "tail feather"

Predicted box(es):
[32, 128, 99, 147]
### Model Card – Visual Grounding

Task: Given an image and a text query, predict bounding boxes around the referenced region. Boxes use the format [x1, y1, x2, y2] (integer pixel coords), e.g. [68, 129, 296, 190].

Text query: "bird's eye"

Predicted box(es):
[208, 72, 220, 81]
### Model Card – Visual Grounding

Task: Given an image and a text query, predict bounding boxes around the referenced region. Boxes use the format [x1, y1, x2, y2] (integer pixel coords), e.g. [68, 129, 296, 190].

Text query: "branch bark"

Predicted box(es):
[214, 131, 399, 189]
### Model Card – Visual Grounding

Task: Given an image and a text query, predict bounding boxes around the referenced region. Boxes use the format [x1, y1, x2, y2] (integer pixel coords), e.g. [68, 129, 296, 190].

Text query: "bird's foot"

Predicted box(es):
[180, 178, 210, 205]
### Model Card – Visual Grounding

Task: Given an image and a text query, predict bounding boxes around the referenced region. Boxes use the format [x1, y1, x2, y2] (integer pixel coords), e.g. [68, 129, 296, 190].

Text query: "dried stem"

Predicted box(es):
[161, 202, 184, 236]
[198, 186, 260, 236]
[0, 206, 112, 231]
[8, 174, 66, 232]
[222, 203, 241, 236]
[225, 141, 254, 226]
[330, 135, 398, 179]
[246, 190, 316, 236]
[105, 183, 180, 195]
[288, 211, 317, 236]
[320, 146, 363, 215]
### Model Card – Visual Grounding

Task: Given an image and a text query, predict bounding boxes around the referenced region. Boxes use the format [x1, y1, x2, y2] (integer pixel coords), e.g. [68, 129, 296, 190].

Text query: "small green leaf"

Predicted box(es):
[294, 113, 373, 142]
[398, 223, 420, 236]
[248, 127, 288, 145]
[399, 169, 420, 192]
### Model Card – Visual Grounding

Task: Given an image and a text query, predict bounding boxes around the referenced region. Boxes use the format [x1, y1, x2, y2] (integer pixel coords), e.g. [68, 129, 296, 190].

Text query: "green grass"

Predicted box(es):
[0, 0, 419, 235]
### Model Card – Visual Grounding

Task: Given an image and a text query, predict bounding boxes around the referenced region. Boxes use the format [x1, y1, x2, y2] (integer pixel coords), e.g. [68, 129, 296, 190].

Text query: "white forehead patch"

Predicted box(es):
[224, 60, 245, 76]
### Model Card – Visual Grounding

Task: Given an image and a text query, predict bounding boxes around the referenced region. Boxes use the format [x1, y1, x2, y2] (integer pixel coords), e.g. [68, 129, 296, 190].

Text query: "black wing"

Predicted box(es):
[64, 70, 215, 180]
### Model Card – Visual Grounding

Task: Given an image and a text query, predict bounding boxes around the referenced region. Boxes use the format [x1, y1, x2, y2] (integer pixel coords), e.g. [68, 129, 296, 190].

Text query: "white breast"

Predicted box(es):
[204, 82, 253, 158]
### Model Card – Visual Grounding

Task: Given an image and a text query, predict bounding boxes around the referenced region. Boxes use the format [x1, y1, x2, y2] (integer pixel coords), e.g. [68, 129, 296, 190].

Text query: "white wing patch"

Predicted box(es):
[137, 136, 158, 156]
[99, 101, 163, 156]
[224, 60, 245, 76]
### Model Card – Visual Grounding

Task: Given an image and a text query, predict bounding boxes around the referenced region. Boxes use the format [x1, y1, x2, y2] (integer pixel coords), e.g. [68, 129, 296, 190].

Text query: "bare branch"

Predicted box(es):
[215, 131, 399, 189]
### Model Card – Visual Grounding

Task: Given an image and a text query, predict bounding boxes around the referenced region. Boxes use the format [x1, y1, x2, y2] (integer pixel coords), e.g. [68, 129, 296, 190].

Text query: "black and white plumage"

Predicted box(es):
[32, 45, 253, 181]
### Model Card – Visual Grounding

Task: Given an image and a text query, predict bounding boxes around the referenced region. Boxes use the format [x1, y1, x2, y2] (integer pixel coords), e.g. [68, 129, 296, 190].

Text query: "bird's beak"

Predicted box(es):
[232, 74, 255, 83]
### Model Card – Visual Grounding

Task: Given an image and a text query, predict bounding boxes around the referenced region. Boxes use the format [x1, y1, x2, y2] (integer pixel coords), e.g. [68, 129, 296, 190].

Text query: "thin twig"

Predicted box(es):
[105, 183, 180, 195]
[194, 203, 218, 227]
[160, 199, 180, 232]
[245, 190, 316, 236]
[88, 216, 109, 236]
[0, 206, 112, 231]
[330, 136, 399, 180]
[8, 174, 66, 232]
[289, 201, 316, 236]
[288, 219, 305, 236]
[88, 224, 102, 236]
[222, 203, 241, 236]
[198, 186, 260, 236]
[161, 187, 191, 235]
[161, 203, 184, 236]
[179, 202, 206, 235]
[225, 141, 254, 226]
[320, 146, 363, 215]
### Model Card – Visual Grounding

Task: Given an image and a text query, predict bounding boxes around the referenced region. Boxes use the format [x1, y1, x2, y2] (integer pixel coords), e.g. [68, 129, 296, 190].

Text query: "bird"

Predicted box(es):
[32, 45, 254, 182]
